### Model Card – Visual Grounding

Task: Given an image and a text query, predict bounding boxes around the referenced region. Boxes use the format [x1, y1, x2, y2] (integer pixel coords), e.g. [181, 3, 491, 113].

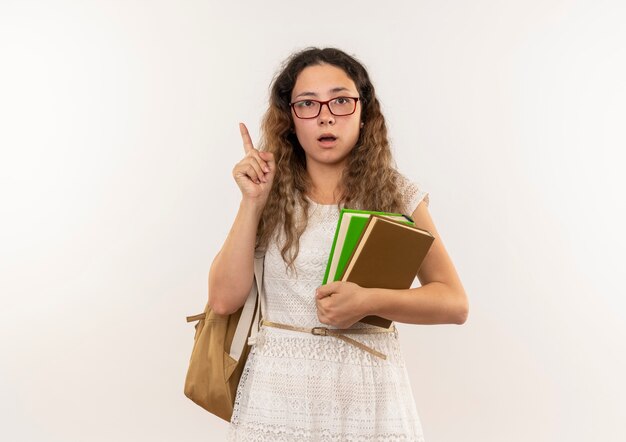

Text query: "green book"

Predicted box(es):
[322, 209, 415, 284]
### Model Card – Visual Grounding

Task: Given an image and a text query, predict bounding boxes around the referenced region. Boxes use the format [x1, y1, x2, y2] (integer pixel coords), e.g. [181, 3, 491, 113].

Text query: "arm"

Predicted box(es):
[208, 200, 264, 315]
[363, 282, 467, 325]
[364, 198, 468, 325]
[315, 199, 468, 327]
[208, 123, 275, 315]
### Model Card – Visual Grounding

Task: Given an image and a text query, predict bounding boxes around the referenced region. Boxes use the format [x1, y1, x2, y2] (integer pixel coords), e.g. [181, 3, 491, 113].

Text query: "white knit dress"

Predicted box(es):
[227, 174, 430, 441]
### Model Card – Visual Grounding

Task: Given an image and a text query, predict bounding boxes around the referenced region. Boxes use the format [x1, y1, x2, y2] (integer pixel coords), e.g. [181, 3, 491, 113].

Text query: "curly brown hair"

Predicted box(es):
[256, 47, 405, 271]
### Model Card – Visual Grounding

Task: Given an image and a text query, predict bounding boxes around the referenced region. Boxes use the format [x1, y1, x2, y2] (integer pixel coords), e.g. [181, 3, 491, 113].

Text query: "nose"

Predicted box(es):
[317, 103, 335, 125]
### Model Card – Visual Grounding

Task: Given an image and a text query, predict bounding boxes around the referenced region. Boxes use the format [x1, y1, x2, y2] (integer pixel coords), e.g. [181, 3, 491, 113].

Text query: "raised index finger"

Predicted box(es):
[239, 122, 255, 154]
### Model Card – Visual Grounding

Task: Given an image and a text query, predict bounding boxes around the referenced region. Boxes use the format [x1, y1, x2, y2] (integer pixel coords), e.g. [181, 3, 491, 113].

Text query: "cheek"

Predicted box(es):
[347, 110, 363, 135]
[293, 122, 315, 145]
[347, 120, 362, 141]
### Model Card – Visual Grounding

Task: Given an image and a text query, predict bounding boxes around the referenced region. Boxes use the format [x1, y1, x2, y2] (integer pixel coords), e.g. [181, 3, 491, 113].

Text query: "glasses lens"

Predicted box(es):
[329, 97, 356, 116]
[292, 97, 357, 118]
[293, 100, 321, 118]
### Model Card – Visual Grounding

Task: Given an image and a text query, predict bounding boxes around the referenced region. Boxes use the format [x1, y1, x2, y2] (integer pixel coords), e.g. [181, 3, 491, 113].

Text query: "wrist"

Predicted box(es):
[239, 197, 266, 218]
[360, 287, 379, 317]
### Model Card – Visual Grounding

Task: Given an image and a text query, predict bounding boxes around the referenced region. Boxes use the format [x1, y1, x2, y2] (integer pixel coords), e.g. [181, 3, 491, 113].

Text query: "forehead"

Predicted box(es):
[291, 64, 358, 98]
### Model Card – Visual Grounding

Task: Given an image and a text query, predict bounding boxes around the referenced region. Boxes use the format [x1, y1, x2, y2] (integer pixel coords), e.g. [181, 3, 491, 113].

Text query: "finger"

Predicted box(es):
[248, 150, 270, 176]
[250, 152, 272, 182]
[236, 158, 264, 184]
[245, 157, 267, 183]
[258, 151, 274, 173]
[316, 284, 337, 299]
[239, 122, 256, 154]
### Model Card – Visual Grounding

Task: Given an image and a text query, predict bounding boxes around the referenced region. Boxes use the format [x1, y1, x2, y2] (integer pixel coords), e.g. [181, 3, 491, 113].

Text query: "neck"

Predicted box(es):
[305, 161, 345, 204]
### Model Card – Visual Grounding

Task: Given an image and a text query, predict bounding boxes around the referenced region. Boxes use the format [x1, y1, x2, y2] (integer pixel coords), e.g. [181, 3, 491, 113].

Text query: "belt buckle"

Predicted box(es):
[311, 326, 328, 336]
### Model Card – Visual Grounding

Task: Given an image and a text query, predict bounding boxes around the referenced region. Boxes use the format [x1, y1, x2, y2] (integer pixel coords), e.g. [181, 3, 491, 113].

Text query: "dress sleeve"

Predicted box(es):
[396, 173, 429, 216]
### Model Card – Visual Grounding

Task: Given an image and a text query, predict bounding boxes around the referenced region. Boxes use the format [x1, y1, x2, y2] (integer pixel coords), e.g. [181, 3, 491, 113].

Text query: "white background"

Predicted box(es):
[1, 1, 625, 441]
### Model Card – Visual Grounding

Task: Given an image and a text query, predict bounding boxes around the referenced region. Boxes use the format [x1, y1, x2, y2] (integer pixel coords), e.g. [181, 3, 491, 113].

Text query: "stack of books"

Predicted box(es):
[323, 209, 435, 328]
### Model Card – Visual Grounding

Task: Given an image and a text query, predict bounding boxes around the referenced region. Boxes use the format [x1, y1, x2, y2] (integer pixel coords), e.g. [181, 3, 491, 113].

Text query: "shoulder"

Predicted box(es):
[394, 171, 430, 216]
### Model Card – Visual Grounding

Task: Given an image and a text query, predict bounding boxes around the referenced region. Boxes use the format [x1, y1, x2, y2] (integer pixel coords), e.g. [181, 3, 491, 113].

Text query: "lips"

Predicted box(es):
[318, 133, 337, 142]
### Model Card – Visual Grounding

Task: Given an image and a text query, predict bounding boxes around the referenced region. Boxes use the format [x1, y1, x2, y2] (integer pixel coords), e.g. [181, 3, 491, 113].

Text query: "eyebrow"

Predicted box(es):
[293, 87, 353, 99]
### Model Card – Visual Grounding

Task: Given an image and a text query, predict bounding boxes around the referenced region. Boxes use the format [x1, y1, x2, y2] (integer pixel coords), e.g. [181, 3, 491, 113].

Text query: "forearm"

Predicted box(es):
[208, 199, 264, 314]
[364, 282, 469, 325]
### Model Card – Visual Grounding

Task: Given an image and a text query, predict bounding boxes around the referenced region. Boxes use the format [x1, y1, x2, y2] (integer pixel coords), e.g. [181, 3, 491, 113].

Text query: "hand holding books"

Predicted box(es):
[314, 281, 375, 330]
[322, 209, 435, 328]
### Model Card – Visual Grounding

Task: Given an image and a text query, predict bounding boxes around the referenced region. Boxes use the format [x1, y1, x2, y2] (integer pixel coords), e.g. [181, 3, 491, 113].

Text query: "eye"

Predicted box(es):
[333, 97, 350, 104]
[295, 100, 314, 107]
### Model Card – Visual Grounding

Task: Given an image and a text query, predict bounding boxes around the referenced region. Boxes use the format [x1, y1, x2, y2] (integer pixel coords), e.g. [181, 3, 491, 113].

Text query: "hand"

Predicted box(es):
[315, 281, 370, 329]
[232, 122, 276, 204]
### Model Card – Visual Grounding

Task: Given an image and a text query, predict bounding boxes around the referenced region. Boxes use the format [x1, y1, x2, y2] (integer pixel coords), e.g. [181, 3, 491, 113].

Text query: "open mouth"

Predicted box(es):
[318, 135, 337, 142]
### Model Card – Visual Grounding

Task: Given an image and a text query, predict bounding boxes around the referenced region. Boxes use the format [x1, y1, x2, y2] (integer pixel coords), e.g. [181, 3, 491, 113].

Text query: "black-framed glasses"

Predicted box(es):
[289, 96, 360, 119]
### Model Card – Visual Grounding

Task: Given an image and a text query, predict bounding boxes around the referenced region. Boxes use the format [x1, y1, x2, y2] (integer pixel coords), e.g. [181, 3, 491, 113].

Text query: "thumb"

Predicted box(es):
[258, 151, 276, 175]
[259, 150, 274, 163]
[316, 283, 338, 299]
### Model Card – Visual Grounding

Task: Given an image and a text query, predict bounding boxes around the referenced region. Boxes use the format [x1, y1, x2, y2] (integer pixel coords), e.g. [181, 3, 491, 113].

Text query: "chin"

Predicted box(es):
[305, 147, 353, 165]
[313, 155, 350, 167]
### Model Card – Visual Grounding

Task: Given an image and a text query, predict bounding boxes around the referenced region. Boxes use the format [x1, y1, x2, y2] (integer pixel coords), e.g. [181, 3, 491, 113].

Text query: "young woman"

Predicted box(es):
[209, 47, 469, 441]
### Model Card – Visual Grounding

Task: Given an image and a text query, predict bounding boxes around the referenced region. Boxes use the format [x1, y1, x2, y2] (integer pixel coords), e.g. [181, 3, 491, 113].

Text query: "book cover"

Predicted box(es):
[322, 209, 414, 284]
[340, 215, 435, 328]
